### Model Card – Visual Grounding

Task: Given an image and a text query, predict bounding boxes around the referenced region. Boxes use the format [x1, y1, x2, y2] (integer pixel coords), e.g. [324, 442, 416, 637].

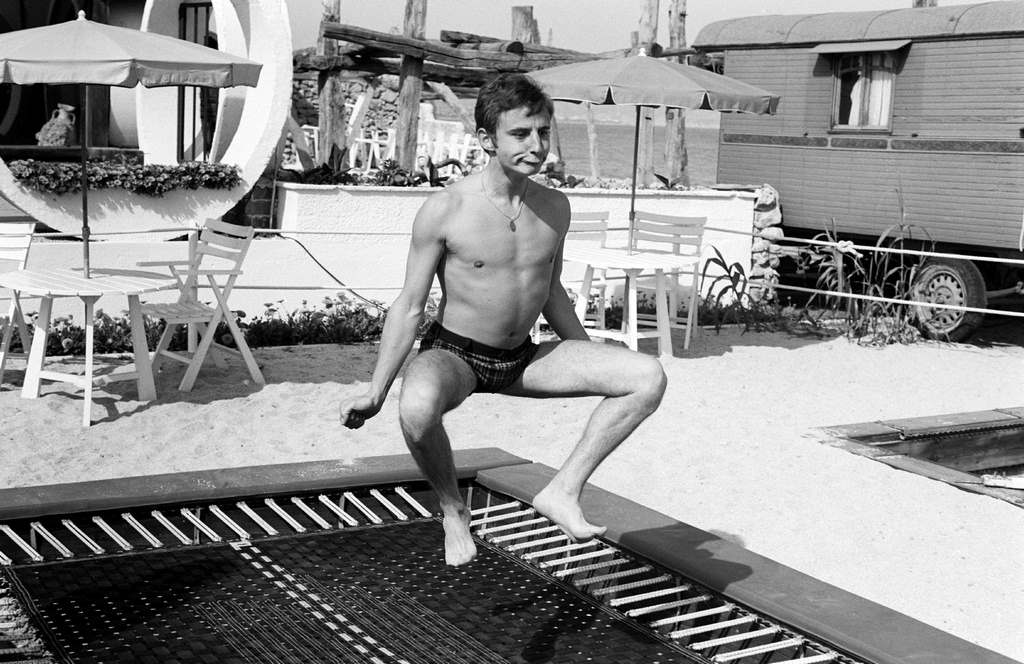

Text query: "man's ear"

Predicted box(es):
[477, 128, 496, 153]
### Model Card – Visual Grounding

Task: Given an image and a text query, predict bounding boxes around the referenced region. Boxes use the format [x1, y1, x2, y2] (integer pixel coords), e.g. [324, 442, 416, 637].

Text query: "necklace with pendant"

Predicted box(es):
[481, 175, 528, 231]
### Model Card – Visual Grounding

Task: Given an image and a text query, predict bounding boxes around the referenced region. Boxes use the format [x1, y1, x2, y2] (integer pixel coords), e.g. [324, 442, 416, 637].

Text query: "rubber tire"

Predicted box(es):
[912, 258, 986, 341]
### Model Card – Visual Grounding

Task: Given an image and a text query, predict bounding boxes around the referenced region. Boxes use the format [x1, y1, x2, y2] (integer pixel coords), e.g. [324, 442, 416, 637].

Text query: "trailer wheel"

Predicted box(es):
[911, 258, 986, 341]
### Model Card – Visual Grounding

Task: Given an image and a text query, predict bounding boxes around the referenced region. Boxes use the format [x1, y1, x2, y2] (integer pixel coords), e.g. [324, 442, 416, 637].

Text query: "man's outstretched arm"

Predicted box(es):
[340, 195, 448, 428]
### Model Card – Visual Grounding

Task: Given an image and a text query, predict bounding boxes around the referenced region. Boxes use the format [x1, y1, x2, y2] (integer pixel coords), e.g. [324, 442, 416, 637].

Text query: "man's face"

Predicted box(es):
[480, 106, 551, 175]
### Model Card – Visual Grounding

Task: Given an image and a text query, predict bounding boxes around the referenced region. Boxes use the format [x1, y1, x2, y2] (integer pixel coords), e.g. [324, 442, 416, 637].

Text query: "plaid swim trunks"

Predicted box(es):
[418, 321, 540, 393]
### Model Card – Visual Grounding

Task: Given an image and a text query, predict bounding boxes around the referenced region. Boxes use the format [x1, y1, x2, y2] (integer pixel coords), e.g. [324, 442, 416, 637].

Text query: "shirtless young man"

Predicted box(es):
[339, 74, 667, 566]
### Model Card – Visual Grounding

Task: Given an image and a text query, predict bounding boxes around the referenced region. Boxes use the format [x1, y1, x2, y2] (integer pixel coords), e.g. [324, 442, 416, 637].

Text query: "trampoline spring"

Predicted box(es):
[591, 573, 671, 597]
[343, 492, 383, 524]
[770, 653, 837, 664]
[369, 489, 408, 521]
[476, 516, 547, 536]
[29, 522, 74, 558]
[668, 614, 757, 640]
[91, 516, 133, 551]
[691, 624, 781, 650]
[571, 564, 653, 587]
[0, 526, 42, 562]
[235, 502, 279, 536]
[121, 513, 163, 548]
[649, 602, 734, 628]
[469, 501, 521, 517]
[180, 509, 224, 542]
[290, 497, 332, 530]
[209, 505, 251, 540]
[394, 486, 433, 518]
[506, 533, 569, 552]
[552, 556, 627, 577]
[264, 499, 306, 533]
[61, 519, 105, 554]
[712, 636, 803, 662]
[487, 524, 561, 544]
[317, 494, 359, 527]
[150, 511, 194, 545]
[540, 547, 617, 568]
[523, 539, 601, 560]
[625, 593, 711, 618]
[470, 507, 535, 527]
[610, 583, 694, 607]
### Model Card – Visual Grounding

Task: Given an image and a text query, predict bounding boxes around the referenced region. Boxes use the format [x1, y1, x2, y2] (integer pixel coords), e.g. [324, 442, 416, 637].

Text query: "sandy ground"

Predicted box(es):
[2, 318, 1023, 661]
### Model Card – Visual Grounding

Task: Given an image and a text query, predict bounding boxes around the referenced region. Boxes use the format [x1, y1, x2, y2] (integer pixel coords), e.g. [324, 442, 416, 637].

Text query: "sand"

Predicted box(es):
[2, 320, 1023, 661]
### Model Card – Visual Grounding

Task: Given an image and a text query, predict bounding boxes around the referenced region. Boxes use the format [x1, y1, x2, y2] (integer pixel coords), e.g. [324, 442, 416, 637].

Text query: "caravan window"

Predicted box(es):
[832, 52, 895, 131]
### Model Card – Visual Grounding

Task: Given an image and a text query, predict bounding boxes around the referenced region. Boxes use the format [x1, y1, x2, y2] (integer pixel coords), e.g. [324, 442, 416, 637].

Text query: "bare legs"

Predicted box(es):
[400, 341, 667, 564]
[508, 341, 667, 541]
[399, 351, 478, 566]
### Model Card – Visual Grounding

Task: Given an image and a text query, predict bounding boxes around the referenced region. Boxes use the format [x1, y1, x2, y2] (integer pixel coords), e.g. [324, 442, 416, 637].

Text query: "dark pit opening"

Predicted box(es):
[821, 407, 1024, 508]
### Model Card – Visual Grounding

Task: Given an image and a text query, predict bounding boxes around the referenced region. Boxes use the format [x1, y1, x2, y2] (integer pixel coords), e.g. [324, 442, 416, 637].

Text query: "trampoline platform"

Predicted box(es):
[0, 448, 1014, 664]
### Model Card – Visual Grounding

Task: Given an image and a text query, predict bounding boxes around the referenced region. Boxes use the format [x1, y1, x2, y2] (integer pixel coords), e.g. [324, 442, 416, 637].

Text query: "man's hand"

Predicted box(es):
[339, 393, 381, 429]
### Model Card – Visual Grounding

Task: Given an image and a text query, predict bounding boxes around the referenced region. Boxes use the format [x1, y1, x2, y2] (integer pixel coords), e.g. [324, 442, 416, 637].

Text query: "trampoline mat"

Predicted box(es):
[7, 519, 700, 664]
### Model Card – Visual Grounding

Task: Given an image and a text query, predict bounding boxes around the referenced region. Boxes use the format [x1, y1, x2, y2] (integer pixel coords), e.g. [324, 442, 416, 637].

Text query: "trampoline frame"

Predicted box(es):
[0, 447, 1013, 664]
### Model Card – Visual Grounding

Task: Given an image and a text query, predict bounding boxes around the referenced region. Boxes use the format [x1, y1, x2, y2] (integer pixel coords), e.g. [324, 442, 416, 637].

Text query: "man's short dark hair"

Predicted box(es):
[474, 73, 553, 136]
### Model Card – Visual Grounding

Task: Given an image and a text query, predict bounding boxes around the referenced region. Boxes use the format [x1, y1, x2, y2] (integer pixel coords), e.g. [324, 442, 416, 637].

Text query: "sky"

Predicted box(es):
[285, 0, 992, 52]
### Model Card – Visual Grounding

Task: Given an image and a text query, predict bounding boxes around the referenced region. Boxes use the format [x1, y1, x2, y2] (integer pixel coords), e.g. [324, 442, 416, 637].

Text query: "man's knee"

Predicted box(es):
[398, 383, 446, 441]
[630, 355, 667, 410]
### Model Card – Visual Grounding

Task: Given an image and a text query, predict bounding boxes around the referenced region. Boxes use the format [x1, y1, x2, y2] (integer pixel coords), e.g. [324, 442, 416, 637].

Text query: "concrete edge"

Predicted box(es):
[476, 462, 1018, 664]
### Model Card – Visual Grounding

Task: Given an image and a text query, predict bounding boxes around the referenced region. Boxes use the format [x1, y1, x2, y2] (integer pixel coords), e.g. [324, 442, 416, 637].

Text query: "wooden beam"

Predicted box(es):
[395, 0, 426, 170]
[322, 22, 602, 70]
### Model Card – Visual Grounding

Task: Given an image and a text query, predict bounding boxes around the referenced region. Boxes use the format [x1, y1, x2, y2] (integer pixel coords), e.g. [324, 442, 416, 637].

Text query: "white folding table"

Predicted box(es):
[0, 267, 176, 426]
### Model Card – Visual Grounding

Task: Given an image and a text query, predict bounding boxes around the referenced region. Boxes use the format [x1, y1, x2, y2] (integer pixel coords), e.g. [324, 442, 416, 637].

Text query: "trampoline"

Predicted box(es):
[0, 448, 1012, 664]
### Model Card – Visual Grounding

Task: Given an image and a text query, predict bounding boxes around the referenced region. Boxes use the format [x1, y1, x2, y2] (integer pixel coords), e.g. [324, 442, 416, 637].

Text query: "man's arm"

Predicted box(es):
[340, 194, 448, 428]
[541, 242, 592, 342]
[541, 193, 590, 342]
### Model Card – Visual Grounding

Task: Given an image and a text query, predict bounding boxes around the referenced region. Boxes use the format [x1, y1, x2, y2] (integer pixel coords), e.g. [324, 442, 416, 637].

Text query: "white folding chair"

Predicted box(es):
[138, 219, 265, 392]
[630, 211, 706, 350]
[0, 221, 36, 386]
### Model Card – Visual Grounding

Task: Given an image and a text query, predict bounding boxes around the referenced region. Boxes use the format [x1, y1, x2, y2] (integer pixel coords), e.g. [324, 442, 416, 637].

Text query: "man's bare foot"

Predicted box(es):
[442, 509, 477, 566]
[532, 486, 606, 542]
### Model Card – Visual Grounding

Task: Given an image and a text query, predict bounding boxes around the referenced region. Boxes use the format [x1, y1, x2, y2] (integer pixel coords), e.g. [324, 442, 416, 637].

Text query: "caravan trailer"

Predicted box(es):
[693, 1, 1024, 340]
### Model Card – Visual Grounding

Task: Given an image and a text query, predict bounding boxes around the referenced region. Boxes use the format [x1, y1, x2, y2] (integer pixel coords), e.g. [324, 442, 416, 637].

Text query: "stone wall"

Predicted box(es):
[291, 72, 403, 136]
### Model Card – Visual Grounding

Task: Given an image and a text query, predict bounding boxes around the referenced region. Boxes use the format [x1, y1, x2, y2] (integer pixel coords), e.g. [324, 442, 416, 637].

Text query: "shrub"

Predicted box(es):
[9, 159, 242, 197]
[5, 295, 386, 357]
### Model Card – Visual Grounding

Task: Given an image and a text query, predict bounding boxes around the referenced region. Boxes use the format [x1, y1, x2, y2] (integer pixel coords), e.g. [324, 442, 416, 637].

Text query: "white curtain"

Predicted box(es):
[865, 54, 894, 127]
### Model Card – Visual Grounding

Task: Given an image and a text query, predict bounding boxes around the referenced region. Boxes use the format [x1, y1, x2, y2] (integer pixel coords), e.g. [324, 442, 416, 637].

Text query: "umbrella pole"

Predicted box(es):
[628, 105, 641, 256]
[79, 83, 90, 278]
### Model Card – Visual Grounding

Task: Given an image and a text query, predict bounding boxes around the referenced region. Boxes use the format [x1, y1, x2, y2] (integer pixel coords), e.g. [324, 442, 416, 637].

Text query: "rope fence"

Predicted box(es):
[4, 223, 1023, 322]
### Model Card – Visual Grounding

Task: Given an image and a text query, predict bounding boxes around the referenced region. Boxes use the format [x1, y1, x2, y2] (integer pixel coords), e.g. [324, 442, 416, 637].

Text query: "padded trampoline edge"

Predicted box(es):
[476, 462, 1017, 664]
[0, 447, 529, 521]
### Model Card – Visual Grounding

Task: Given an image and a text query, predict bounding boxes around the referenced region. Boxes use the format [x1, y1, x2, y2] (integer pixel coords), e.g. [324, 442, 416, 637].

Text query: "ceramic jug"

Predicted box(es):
[35, 103, 76, 147]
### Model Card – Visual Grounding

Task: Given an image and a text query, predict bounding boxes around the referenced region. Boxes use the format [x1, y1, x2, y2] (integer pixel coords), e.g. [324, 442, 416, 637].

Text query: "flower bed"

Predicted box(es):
[8, 159, 241, 196]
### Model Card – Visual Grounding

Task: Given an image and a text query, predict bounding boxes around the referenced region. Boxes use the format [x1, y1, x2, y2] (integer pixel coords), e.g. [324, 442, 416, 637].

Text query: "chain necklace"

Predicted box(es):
[481, 174, 528, 232]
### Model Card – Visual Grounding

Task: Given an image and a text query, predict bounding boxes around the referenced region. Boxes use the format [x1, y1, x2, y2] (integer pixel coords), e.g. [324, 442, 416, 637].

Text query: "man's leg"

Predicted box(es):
[399, 350, 478, 565]
[503, 341, 667, 540]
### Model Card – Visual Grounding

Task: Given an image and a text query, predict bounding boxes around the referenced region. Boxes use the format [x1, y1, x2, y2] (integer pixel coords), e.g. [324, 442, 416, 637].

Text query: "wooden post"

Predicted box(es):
[317, 0, 345, 165]
[395, 0, 426, 170]
[317, 0, 340, 56]
[585, 102, 600, 179]
[664, 0, 687, 187]
[513, 6, 563, 174]
[635, 0, 658, 189]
